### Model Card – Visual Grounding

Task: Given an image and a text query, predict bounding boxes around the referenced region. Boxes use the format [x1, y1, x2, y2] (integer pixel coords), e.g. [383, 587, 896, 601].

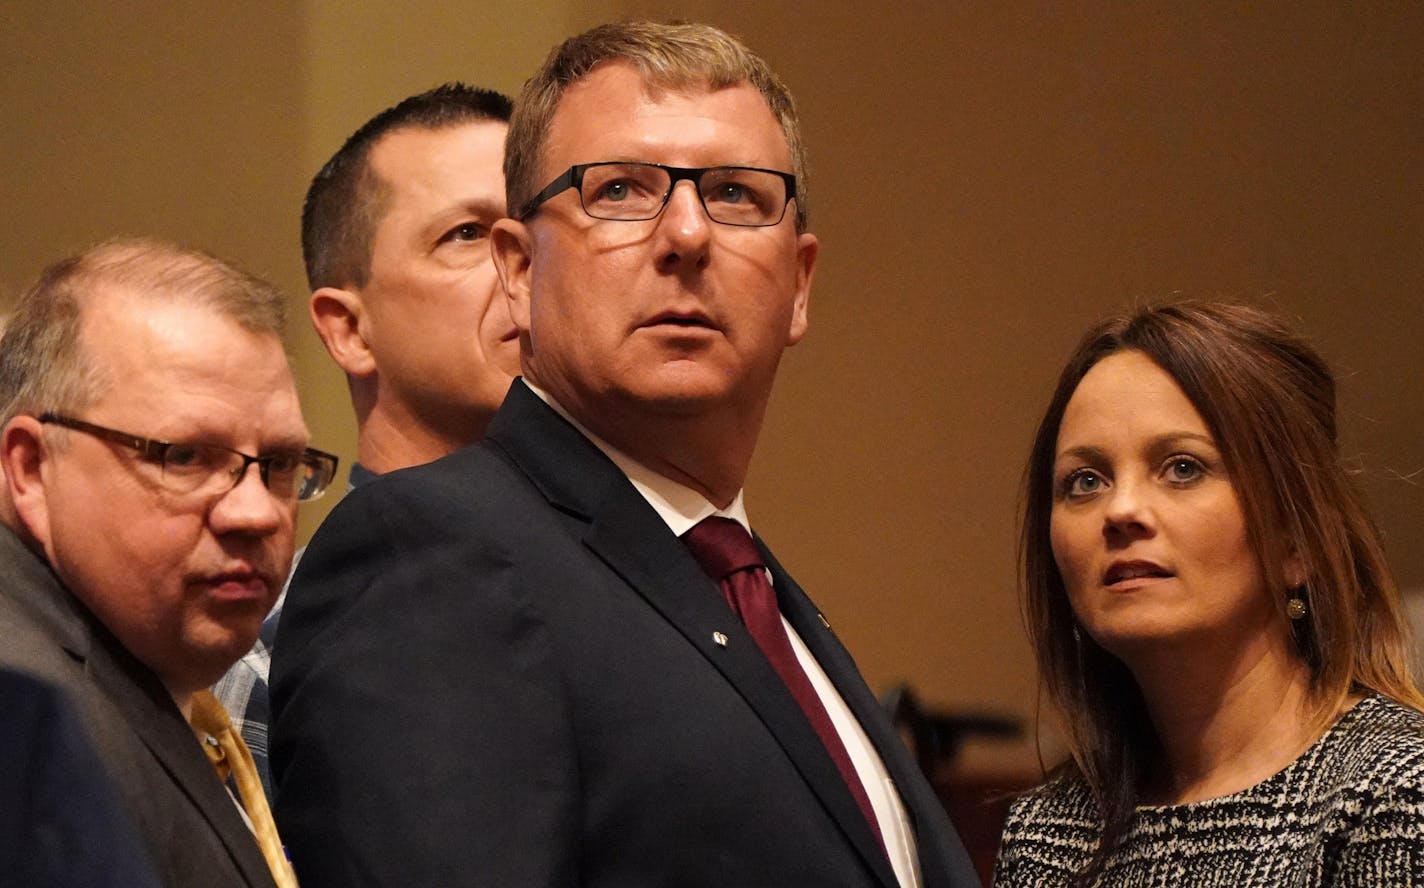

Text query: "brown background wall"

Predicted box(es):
[4, 1, 1420, 771]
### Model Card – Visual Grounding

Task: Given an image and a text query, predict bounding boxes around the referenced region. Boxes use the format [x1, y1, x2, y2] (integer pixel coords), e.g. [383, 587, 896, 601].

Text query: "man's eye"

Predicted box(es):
[595, 180, 632, 202]
[264, 452, 303, 477]
[442, 222, 487, 243]
[709, 182, 748, 203]
[163, 444, 211, 472]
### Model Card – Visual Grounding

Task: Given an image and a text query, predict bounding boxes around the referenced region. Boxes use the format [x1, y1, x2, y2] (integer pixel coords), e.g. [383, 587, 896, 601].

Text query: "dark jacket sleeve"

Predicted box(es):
[0, 668, 162, 888]
[270, 479, 579, 888]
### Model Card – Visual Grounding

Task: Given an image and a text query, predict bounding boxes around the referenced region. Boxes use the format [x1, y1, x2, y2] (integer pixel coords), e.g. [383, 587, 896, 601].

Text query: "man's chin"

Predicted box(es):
[187, 619, 263, 680]
[615, 367, 748, 414]
[151, 644, 256, 703]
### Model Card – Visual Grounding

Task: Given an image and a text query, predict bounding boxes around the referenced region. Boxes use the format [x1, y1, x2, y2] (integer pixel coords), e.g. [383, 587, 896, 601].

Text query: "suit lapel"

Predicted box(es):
[0, 528, 274, 886]
[490, 384, 898, 888]
[86, 617, 276, 887]
[767, 546, 974, 888]
[766, 548, 918, 798]
[587, 493, 900, 888]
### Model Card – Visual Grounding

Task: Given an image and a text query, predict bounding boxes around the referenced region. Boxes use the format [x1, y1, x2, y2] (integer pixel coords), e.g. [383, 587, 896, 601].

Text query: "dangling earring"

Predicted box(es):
[1286, 586, 1308, 621]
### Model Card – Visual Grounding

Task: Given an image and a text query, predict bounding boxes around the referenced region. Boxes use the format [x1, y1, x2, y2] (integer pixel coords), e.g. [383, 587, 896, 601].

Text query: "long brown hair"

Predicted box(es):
[1020, 301, 1422, 879]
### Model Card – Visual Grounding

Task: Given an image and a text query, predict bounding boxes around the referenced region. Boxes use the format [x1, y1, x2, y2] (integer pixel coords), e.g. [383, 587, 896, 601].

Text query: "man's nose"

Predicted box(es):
[209, 463, 288, 536]
[655, 181, 713, 268]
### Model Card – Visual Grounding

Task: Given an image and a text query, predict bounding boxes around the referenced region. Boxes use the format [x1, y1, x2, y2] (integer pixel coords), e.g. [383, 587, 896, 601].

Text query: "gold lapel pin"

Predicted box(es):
[712, 631, 729, 647]
[818, 613, 831, 630]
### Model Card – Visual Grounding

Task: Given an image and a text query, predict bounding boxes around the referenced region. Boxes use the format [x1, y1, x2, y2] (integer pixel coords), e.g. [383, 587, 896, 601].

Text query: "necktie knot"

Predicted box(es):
[683, 516, 764, 579]
[189, 691, 300, 888]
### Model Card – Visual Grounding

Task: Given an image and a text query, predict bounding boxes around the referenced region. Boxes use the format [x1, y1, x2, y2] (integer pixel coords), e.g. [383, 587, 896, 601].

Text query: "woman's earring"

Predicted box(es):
[1286, 587, 1308, 621]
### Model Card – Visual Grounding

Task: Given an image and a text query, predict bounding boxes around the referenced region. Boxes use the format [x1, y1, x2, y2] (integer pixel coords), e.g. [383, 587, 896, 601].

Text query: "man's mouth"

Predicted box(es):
[645, 311, 715, 329]
[198, 568, 272, 603]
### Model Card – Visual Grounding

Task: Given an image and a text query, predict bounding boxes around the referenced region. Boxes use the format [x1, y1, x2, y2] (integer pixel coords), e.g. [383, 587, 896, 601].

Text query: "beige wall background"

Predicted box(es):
[5, 1, 1420, 771]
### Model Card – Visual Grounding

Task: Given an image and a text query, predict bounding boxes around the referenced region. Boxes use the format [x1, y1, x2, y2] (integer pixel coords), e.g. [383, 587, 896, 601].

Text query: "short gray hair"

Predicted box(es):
[0, 238, 288, 426]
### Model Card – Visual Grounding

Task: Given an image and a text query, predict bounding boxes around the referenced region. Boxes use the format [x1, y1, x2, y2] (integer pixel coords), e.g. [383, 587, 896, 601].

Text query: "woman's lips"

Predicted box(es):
[1103, 560, 1173, 587]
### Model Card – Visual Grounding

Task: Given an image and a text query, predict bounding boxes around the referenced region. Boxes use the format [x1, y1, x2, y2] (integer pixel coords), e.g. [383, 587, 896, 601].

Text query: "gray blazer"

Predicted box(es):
[0, 526, 277, 888]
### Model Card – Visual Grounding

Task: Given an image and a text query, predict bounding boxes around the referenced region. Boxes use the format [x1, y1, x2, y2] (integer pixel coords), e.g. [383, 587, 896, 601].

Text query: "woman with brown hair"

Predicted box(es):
[994, 302, 1424, 886]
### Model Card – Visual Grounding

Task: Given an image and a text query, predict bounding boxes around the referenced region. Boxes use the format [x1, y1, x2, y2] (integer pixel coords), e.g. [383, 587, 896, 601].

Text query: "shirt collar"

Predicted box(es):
[348, 462, 380, 491]
[520, 379, 750, 538]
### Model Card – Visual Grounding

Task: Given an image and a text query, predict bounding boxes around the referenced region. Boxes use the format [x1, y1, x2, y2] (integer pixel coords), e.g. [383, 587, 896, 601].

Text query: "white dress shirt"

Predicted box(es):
[525, 381, 921, 888]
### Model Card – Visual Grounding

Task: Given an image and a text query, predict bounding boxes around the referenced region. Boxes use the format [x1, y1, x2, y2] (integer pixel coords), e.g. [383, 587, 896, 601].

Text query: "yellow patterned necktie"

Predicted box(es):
[190, 690, 299, 888]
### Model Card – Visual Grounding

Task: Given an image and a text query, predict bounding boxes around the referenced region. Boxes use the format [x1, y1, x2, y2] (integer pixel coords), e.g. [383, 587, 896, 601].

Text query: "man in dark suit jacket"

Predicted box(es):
[0, 239, 336, 887]
[215, 82, 517, 801]
[272, 20, 978, 888]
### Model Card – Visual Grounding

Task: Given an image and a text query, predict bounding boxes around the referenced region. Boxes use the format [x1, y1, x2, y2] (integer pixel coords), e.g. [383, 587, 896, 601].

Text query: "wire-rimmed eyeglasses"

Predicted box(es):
[38, 413, 339, 502]
[516, 161, 798, 227]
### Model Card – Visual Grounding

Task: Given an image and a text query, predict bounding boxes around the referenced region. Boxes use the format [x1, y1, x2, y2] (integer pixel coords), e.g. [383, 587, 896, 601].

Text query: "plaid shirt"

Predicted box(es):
[212, 578, 286, 802]
[212, 463, 375, 802]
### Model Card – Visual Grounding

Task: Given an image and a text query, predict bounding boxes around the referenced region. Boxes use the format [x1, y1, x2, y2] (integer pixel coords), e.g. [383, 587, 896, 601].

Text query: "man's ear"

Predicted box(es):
[310, 287, 376, 378]
[2, 416, 54, 552]
[786, 232, 818, 346]
[491, 219, 533, 334]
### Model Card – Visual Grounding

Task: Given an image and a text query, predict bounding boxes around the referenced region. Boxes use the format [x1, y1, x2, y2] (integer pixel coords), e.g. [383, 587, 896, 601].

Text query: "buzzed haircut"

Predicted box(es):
[0, 237, 287, 426]
[301, 83, 513, 291]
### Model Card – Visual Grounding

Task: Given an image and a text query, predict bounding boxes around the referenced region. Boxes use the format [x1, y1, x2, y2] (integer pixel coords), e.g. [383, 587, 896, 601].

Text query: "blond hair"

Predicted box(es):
[506, 20, 809, 232]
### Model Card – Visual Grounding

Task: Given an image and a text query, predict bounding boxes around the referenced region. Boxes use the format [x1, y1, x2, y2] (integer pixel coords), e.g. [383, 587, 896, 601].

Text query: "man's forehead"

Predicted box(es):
[560, 61, 746, 113]
[368, 120, 509, 229]
[544, 65, 785, 165]
[371, 119, 508, 181]
[80, 286, 203, 343]
[76, 284, 164, 351]
[79, 291, 285, 389]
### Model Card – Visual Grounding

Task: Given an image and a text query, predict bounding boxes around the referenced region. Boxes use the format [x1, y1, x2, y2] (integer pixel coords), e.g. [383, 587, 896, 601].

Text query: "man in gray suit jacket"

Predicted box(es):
[0, 239, 337, 887]
[272, 21, 977, 888]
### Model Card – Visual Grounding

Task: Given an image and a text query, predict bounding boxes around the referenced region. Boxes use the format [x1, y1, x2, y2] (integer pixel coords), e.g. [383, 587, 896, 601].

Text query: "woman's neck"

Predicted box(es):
[1130, 635, 1324, 805]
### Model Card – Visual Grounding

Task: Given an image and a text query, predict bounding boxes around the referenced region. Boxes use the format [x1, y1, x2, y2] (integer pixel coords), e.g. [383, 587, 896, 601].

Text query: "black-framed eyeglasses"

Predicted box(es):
[516, 162, 798, 227]
[38, 413, 340, 502]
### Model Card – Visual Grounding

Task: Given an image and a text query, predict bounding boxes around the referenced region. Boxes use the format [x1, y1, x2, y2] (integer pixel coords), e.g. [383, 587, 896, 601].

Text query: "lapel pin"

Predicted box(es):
[818, 613, 831, 630]
[712, 631, 729, 647]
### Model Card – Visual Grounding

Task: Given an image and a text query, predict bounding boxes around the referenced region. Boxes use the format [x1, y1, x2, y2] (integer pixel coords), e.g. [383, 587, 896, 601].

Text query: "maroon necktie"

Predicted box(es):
[683, 516, 886, 852]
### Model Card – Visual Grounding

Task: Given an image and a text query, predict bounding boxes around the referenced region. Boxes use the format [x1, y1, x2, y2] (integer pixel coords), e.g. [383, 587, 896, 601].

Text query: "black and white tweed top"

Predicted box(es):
[994, 694, 1424, 887]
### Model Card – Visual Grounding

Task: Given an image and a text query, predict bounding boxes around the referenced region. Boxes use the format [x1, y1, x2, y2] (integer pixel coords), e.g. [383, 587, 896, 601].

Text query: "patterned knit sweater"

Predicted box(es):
[994, 695, 1424, 887]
